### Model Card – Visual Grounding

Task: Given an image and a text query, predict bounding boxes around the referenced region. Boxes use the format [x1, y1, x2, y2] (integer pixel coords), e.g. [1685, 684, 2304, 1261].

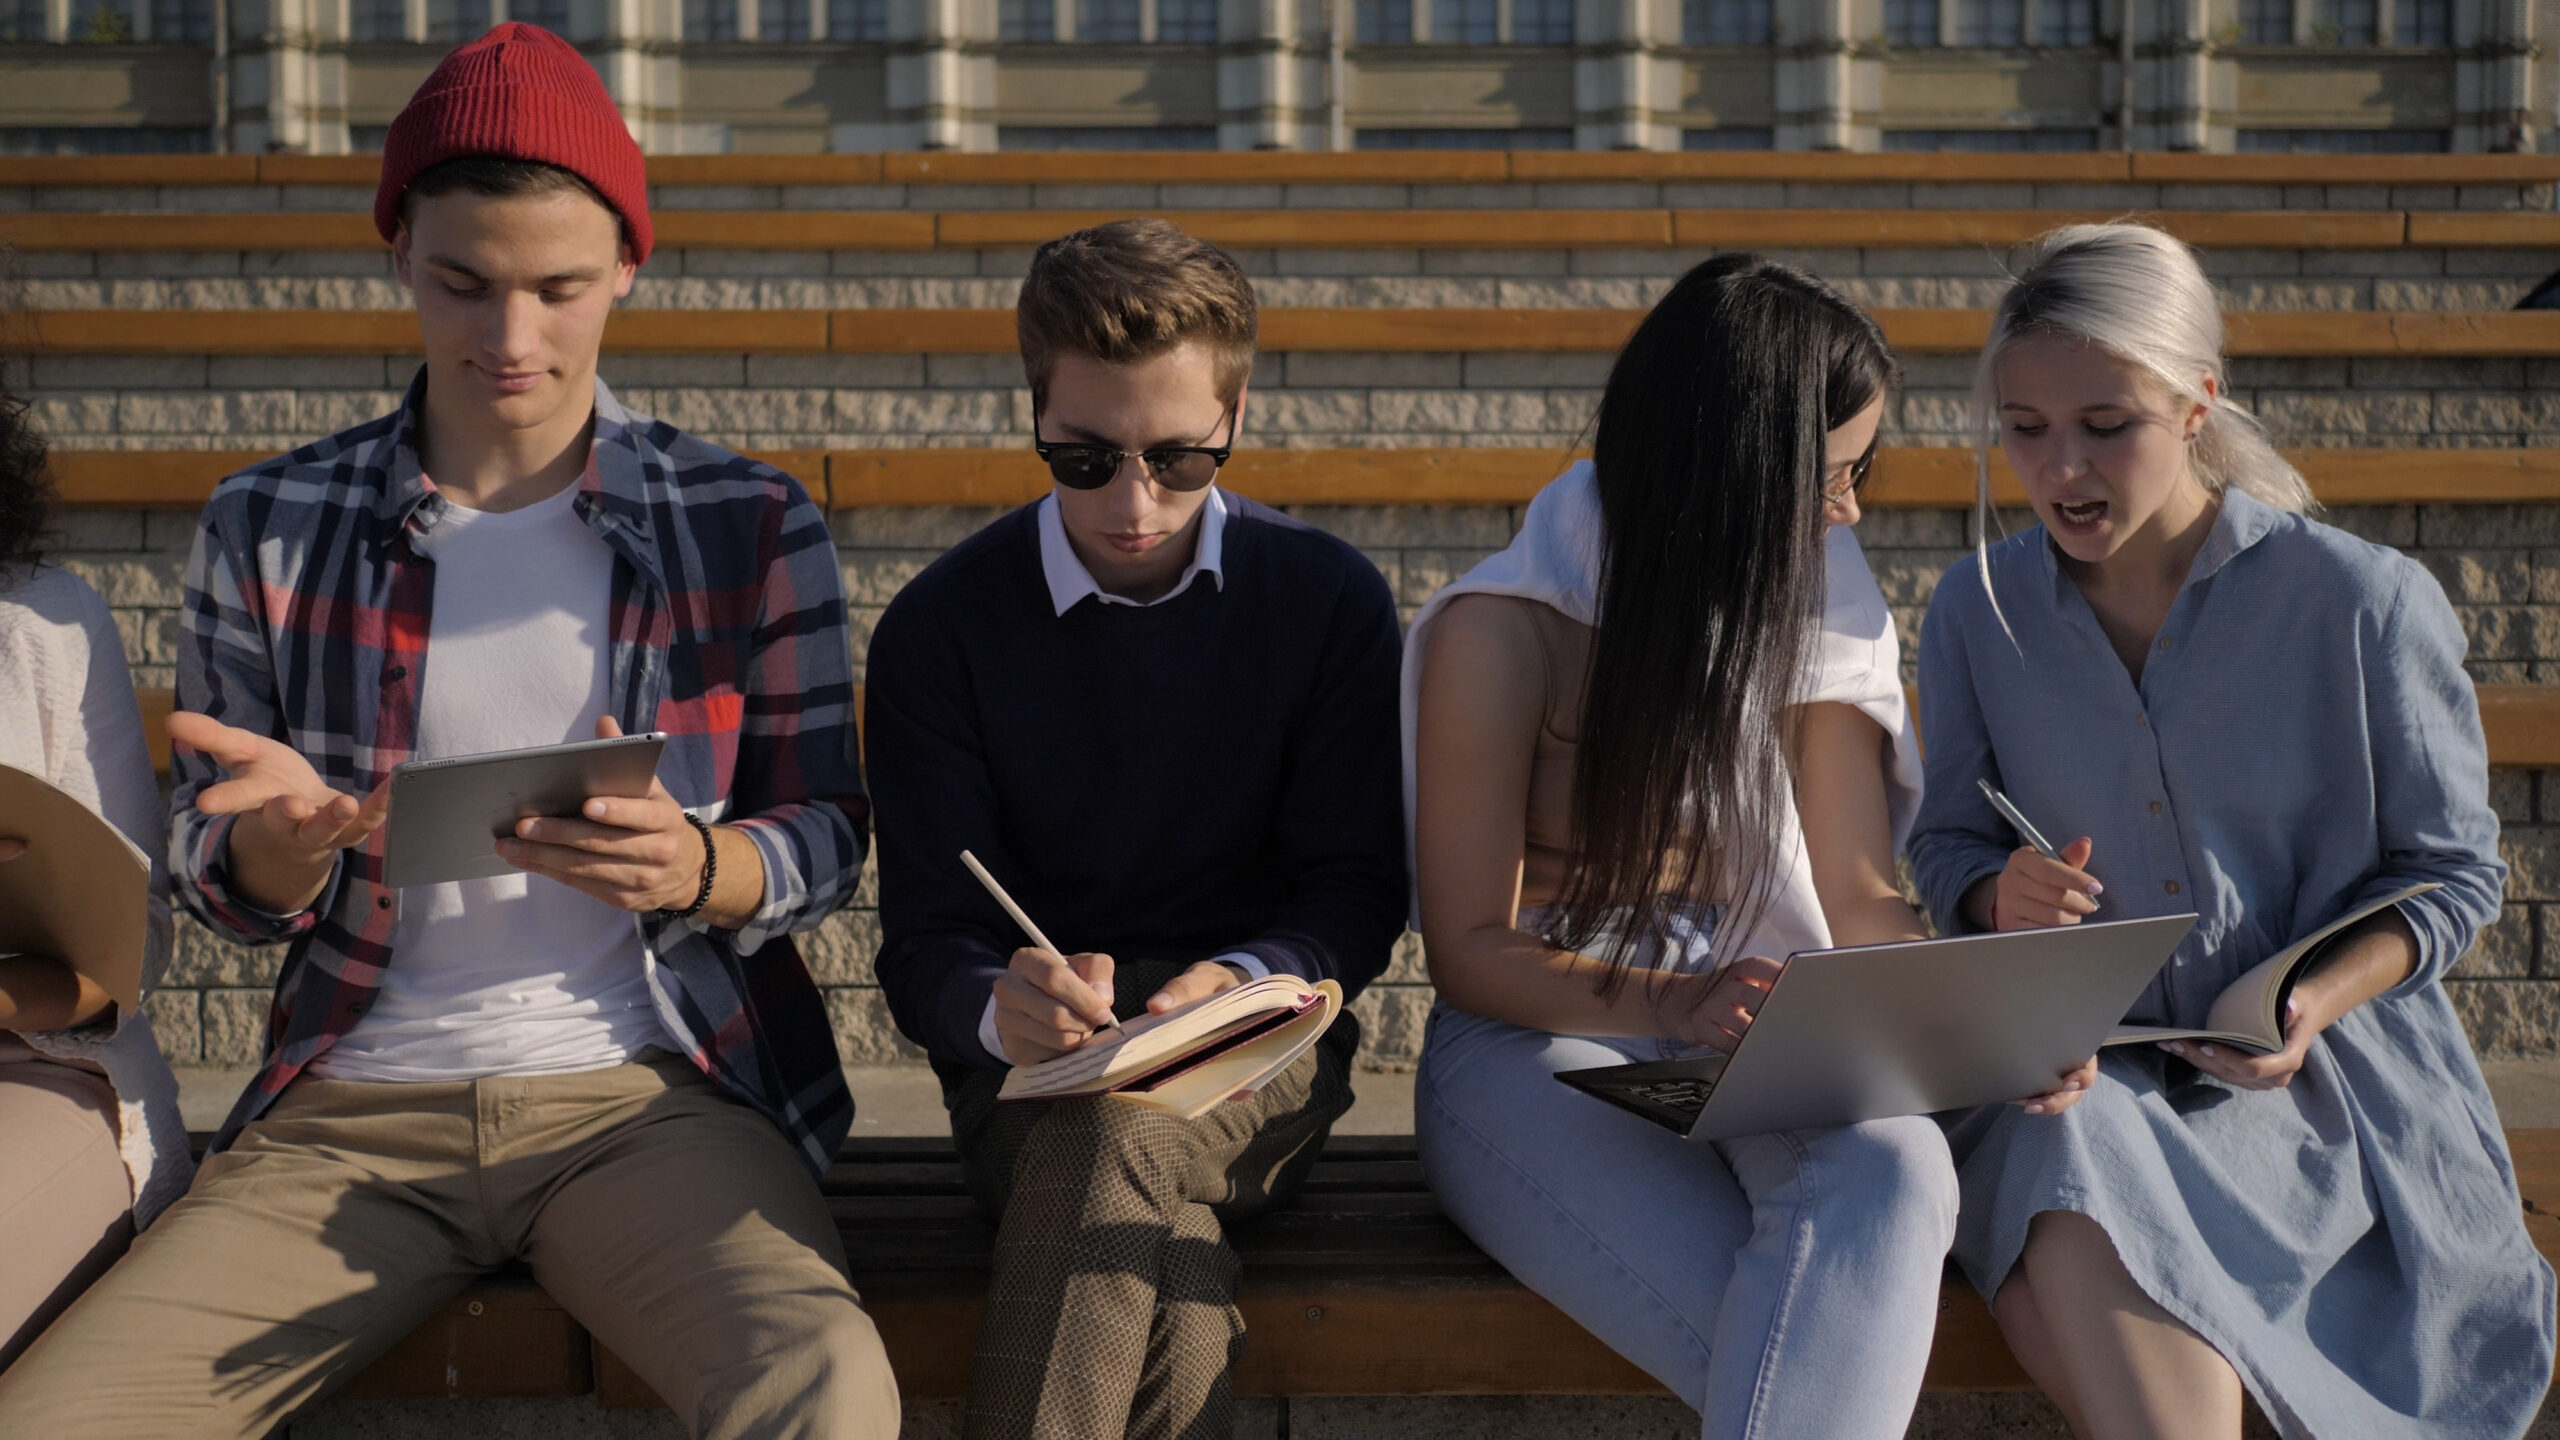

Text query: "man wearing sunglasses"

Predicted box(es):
[863, 219, 1408, 1440]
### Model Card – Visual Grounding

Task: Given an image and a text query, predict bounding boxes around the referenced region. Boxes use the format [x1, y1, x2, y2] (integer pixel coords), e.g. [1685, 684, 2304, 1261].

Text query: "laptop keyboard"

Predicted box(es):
[1618, 1076, 1715, 1118]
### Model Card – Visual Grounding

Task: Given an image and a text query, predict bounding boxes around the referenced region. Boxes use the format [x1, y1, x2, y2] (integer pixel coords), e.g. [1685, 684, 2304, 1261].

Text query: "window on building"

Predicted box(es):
[1431, 0, 1497, 40]
[1158, 0, 1217, 40]
[0, 0, 44, 40]
[2394, 0, 2447, 42]
[1511, 0, 1571, 41]
[828, 0, 887, 35]
[2038, 0, 2094, 43]
[998, 124, 1219, 148]
[1682, 0, 1770, 44]
[2236, 127, 2448, 151]
[2311, 0, 2373, 42]
[70, 0, 137, 41]
[1953, 0, 2019, 43]
[1080, 0, 1139, 38]
[685, 0, 740, 38]
[150, 0, 214, 41]
[1356, 126, 1573, 147]
[759, 0, 810, 37]
[999, 0, 1054, 38]
[2238, 0, 2288, 39]
[1355, 0, 1410, 39]
[351, 0, 406, 40]
[1884, 0, 1938, 45]
[425, 0, 487, 41]
[1681, 126, 1774, 148]
[1883, 127, 2098, 149]
[510, 0, 571, 31]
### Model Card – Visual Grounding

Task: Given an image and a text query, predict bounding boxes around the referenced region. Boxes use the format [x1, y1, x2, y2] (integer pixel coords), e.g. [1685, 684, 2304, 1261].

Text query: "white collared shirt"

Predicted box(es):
[1034, 484, 1230, 617]
[979, 485, 1265, 1065]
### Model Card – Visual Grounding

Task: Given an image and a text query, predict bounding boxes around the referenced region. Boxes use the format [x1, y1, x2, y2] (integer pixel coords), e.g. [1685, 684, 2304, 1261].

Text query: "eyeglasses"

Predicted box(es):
[1032, 406, 1237, 493]
[1821, 444, 1878, 504]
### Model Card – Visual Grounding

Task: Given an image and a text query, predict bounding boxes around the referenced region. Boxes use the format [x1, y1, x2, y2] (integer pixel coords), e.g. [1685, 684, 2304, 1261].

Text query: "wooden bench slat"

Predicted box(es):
[2407, 212, 2560, 248]
[0, 209, 2443, 254]
[6, 153, 2557, 192]
[49, 445, 2560, 515]
[19, 307, 2560, 358]
[935, 208, 1679, 249]
[128, 680, 2560, 775]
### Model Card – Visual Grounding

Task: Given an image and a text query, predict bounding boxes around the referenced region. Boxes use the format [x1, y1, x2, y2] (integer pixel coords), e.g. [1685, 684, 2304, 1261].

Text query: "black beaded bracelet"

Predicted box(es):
[663, 810, 717, 920]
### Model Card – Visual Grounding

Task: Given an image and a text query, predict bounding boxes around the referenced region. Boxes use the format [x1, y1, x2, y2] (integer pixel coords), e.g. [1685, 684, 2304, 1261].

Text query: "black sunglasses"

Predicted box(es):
[1032, 406, 1237, 493]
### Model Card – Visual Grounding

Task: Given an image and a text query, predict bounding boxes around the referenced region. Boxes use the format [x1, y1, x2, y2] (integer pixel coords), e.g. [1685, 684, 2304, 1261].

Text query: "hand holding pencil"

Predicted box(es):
[967, 850, 1126, 1067]
[1974, 781, 2104, 931]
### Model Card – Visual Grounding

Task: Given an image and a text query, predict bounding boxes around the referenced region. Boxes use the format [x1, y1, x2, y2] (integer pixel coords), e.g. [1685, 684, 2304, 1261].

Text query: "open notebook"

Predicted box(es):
[998, 974, 1344, 1119]
[0, 762, 150, 1013]
[2105, 882, 2437, 1054]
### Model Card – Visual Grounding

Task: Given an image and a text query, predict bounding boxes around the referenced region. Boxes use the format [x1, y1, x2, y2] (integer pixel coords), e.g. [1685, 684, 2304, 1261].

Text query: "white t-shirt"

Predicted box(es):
[308, 479, 668, 1082]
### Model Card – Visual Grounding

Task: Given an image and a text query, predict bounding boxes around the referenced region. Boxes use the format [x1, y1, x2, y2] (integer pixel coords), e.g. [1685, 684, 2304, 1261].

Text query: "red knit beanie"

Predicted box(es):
[373, 22, 653, 263]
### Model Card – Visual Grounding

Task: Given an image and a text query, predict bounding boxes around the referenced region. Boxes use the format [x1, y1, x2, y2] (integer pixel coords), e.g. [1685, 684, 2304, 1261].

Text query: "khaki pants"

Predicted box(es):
[0, 1052, 899, 1440]
[947, 960, 1360, 1440]
[0, 1054, 133, 1374]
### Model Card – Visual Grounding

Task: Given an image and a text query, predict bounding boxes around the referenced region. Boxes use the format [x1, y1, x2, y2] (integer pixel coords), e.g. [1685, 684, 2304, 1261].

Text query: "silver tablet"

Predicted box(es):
[1558, 913, 2198, 1141]
[382, 733, 669, 889]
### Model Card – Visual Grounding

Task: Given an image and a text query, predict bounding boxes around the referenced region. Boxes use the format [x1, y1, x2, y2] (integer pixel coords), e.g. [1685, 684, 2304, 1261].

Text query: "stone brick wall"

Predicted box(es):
[19, 165, 2560, 1069]
[86, 493, 2560, 1069]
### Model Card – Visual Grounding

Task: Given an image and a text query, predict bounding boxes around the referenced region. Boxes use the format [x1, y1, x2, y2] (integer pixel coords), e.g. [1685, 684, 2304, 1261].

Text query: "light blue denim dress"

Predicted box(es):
[1910, 489, 2556, 1439]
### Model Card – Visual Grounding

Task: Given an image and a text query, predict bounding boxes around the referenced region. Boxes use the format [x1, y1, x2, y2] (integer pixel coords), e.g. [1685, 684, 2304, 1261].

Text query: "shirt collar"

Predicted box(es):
[382, 368, 661, 580]
[2037, 484, 2281, 597]
[1036, 487, 1228, 618]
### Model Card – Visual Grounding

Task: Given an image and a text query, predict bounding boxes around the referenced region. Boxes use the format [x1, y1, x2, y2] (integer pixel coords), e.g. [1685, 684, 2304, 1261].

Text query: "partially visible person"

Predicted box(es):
[1911, 222, 2553, 1440]
[865, 219, 1408, 1440]
[0, 27, 894, 1438]
[0, 344, 193, 1373]
[1406, 255, 1995, 1440]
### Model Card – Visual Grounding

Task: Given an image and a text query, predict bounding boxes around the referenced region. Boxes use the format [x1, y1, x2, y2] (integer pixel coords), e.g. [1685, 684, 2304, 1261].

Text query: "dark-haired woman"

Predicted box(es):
[1405, 255, 1987, 1437]
[0, 376, 191, 1371]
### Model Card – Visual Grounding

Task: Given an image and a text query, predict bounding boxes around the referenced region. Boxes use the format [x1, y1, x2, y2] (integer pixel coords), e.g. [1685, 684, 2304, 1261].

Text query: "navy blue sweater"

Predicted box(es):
[863, 496, 1410, 1069]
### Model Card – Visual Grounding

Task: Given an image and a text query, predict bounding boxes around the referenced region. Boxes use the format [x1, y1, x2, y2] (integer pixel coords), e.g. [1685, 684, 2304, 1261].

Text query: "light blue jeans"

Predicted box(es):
[1415, 996, 1960, 1440]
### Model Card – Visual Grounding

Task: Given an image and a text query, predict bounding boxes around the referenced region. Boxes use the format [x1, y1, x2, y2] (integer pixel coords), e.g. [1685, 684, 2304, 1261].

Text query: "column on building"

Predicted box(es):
[1219, 0, 1325, 147]
[1775, 0, 1853, 149]
[1575, 0, 1663, 147]
[229, 0, 344, 151]
[2453, 0, 2536, 149]
[883, 0, 989, 148]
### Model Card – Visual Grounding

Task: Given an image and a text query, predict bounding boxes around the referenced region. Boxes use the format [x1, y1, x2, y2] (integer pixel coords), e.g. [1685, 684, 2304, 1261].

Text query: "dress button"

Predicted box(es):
[2159, 637, 2173, 651]
[2164, 880, 2182, 895]
[2136, 715, 2148, 727]
[2149, 801, 2162, 815]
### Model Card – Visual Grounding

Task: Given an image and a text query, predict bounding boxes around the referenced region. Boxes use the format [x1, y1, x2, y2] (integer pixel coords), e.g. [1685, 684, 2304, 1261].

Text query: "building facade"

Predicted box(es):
[0, 0, 2549, 159]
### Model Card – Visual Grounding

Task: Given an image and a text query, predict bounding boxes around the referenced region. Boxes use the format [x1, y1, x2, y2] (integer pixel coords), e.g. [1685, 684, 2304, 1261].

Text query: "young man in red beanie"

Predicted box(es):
[0, 25, 897, 1438]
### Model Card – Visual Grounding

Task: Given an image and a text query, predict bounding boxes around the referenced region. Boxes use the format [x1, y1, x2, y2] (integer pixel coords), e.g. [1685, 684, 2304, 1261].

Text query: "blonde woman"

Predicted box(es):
[1909, 222, 2554, 1440]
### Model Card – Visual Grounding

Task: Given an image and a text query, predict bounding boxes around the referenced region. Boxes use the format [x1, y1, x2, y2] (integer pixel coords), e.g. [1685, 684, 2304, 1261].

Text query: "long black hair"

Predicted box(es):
[1543, 254, 1897, 995]
[0, 248, 51, 582]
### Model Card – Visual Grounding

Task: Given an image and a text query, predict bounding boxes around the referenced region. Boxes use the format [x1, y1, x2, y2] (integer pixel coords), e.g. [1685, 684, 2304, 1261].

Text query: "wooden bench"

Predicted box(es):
[13, 208, 2541, 253]
[16, 307, 2560, 357]
[6, 152, 2560, 190]
[45, 444, 2560, 513]
[308, 1128, 2560, 1407]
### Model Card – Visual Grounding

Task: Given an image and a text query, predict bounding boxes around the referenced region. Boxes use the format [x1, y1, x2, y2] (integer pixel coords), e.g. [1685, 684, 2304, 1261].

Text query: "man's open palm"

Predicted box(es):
[167, 710, 390, 861]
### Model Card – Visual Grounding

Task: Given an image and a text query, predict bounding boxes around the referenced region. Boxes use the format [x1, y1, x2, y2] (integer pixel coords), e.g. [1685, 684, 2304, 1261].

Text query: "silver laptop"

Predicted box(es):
[1557, 913, 2197, 1141]
[383, 733, 668, 889]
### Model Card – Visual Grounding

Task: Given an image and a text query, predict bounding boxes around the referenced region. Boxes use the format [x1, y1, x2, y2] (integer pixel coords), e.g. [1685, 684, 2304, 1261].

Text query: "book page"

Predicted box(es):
[2105, 883, 2440, 1054]
[999, 974, 1324, 1101]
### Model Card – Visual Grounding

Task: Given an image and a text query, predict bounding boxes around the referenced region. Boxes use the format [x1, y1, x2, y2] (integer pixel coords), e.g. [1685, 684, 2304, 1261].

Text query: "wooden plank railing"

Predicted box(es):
[48, 445, 2560, 513]
[6, 152, 2560, 189]
[15, 308, 2560, 357]
[14, 208, 2537, 253]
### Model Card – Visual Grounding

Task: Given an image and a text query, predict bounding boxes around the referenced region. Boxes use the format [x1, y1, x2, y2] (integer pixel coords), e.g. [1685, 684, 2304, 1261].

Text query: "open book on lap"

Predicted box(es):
[2105, 882, 2438, 1054]
[998, 973, 1344, 1120]
[0, 761, 150, 1013]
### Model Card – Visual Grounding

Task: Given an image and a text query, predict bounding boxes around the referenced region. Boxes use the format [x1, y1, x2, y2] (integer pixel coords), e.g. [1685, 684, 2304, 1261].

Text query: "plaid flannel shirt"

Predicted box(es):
[172, 372, 866, 1173]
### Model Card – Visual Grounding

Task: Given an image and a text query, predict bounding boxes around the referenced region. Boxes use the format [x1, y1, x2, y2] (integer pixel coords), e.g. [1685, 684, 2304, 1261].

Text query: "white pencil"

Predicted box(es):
[961, 849, 1121, 1032]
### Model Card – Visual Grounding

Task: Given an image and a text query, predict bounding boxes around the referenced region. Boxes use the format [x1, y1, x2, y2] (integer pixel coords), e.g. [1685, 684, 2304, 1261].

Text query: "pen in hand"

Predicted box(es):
[1976, 779, 2102, 898]
[961, 849, 1122, 1034]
